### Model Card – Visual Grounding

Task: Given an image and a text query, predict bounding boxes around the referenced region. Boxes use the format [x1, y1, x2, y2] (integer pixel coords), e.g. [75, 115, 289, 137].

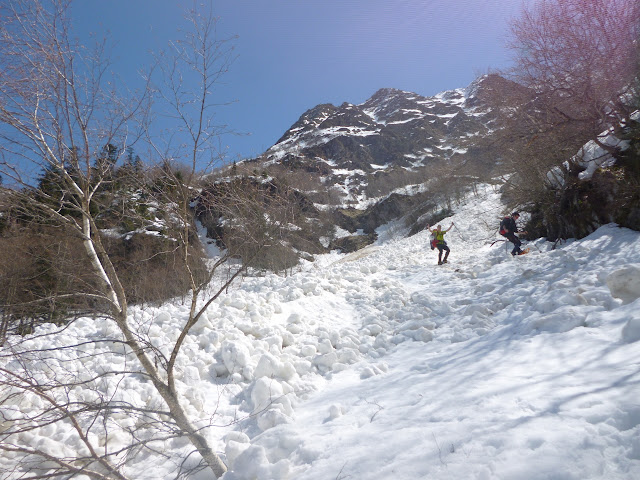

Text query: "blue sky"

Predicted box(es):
[72, 1, 529, 163]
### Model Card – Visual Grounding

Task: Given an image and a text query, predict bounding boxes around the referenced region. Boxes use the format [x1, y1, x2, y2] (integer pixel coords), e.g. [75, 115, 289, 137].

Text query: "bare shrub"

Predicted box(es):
[102, 232, 208, 306]
[196, 176, 328, 273]
[0, 222, 100, 337]
[495, 0, 640, 214]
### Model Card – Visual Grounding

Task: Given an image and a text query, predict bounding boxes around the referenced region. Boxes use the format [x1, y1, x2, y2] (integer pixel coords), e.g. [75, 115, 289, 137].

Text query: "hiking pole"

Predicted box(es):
[489, 239, 507, 247]
[453, 223, 469, 242]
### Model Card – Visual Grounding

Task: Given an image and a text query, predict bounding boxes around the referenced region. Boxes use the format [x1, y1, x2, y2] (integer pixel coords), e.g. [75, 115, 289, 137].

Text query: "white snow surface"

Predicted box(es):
[2, 185, 640, 480]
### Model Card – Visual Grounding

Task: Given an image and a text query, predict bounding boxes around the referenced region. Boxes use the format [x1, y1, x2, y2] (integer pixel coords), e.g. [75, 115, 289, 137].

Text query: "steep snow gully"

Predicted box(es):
[2, 185, 640, 480]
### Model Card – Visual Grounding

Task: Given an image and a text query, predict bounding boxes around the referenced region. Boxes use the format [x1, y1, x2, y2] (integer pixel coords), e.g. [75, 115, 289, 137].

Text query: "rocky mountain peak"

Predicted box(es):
[365, 87, 411, 103]
[221, 74, 534, 257]
[274, 103, 338, 145]
[462, 73, 527, 108]
[361, 87, 426, 124]
[254, 75, 515, 229]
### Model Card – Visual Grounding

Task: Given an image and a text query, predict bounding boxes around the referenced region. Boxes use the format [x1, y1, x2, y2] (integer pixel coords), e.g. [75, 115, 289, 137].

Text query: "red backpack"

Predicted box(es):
[499, 217, 509, 236]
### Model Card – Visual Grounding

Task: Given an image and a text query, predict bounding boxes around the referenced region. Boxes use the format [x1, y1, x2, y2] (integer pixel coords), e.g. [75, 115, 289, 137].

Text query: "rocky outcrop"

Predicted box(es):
[329, 233, 377, 253]
[525, 119, 640, 241]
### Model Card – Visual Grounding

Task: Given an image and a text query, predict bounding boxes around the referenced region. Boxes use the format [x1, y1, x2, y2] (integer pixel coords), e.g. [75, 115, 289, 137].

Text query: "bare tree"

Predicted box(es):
[0, 1, 249, 478]
[487, 0, 640, 227]
[507, 0, 639, 148]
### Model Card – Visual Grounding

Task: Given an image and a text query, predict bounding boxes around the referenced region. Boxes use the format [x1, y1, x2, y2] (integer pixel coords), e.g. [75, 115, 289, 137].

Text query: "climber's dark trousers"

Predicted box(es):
[437, 243, 450, 262]
[504, 232, 522, 255]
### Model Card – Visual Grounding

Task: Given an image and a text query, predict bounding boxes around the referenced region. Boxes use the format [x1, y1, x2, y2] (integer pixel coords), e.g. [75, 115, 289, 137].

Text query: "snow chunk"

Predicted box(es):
[251, 377, 285, 411]
[257, 407, 293, 431]
[221, 341, 251, 375]
[254, 353, 296, 381]
[225, 432, 250, 470]
[328, 404, 343, 420]
[606, 265, 640, 303]
[525, 310, 586, 334]
[314, 351, 338, 371]
[360, 362, 388, 379]
[223, 445, 290, 480]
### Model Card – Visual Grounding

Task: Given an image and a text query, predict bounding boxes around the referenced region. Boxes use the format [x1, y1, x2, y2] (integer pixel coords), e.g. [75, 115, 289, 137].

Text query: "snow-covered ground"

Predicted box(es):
[2, 185, 640, 480]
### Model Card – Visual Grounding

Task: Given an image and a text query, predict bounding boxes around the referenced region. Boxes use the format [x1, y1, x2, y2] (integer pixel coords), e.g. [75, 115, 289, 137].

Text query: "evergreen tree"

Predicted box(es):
[96, 143, 119, 179]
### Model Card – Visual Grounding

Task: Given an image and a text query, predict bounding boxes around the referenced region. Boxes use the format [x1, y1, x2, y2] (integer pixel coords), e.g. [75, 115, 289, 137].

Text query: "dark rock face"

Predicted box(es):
[264, 75, 514, 188]
[525, 167, 640, 242]
[329, 233, 377, 253]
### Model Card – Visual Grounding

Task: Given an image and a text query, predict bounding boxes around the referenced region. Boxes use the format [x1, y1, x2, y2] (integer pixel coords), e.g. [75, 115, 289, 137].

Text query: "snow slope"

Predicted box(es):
[2, 185, 640, 480]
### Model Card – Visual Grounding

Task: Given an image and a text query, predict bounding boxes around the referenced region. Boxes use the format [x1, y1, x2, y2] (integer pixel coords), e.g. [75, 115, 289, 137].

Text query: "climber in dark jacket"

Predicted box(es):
[499, 212, 526, 256]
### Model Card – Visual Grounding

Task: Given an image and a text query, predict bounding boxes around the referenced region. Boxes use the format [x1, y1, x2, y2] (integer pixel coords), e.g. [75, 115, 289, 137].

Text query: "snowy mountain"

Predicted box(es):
[267, 75, 508, 173]
[258, 75, 515, 208]
[3, 185, 639, 479]
[203, 75, 522, 259]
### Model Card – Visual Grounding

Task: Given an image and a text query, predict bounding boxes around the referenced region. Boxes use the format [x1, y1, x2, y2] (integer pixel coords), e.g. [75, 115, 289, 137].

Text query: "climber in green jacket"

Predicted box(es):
[427, 222, 454, 265]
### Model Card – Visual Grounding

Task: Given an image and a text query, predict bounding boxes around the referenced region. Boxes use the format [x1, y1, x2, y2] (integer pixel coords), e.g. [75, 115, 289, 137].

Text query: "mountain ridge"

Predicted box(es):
[261, 74, 512, 186]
